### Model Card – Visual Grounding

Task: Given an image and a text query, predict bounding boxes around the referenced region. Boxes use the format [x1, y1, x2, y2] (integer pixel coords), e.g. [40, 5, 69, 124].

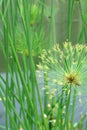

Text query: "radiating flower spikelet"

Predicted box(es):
[37, 42, 87, 88]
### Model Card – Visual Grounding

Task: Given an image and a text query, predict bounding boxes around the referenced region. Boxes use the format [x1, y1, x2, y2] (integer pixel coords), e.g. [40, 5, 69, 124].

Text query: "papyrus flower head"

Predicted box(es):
[37, 42, 87, 87]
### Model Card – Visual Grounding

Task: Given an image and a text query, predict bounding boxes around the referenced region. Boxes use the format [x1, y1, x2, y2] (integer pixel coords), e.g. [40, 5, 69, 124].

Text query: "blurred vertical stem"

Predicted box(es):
[49, 0, 54, 48]
[39, 0, 45, 31]
[52, 0, 56, 46]
[2, 0, 9, 129]
[67, 0, 74, 41]
[9, 0, 18, 124]
[78, 0, 87, 43]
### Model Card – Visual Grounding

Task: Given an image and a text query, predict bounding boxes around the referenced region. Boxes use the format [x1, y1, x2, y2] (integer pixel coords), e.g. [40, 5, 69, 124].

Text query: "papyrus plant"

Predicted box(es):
[37, 42, 87, 129]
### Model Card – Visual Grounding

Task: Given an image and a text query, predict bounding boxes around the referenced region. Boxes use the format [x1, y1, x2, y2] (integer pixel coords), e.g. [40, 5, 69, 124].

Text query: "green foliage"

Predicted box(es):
[0, 0, 87, 130]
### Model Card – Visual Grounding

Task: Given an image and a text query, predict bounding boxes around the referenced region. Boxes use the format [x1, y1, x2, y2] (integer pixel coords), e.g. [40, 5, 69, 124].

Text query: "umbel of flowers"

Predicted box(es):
[37, 42, 87, 87]
[37, 42, 87, 129]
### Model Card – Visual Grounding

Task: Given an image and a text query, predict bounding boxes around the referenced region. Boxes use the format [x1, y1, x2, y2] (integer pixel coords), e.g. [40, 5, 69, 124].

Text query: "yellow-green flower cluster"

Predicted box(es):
[30, 4, 41, 26]
[37, 42, 87, 87]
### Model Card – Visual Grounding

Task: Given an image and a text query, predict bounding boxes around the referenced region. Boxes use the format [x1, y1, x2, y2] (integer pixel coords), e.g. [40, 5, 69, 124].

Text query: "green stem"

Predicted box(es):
[67, 0, 74, 41]
[71, 87, 77, 130]
[44, 71, 49, 114]
[64, 84, 72, 129]
[78, 0, 87, 42]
